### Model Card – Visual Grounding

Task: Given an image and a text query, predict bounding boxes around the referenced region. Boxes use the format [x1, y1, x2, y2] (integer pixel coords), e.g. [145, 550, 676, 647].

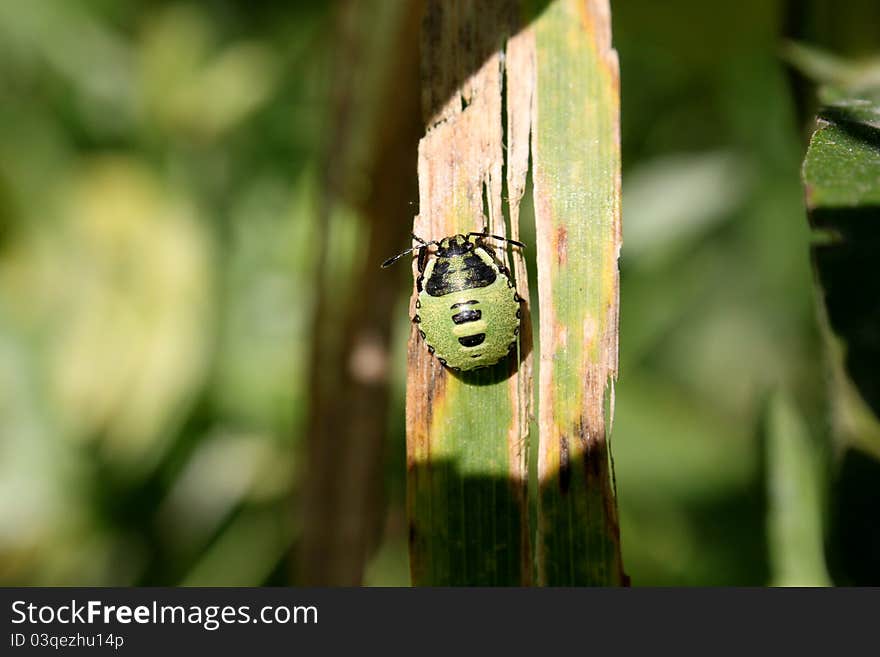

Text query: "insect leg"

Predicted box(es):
[468, 232, 526, 249]
[416, 245, 429, 274]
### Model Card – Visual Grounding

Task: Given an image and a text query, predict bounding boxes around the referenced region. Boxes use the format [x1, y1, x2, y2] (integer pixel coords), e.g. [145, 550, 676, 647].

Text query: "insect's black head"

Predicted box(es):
[436, 234, 475, 257]
[382, 231, 523, 270]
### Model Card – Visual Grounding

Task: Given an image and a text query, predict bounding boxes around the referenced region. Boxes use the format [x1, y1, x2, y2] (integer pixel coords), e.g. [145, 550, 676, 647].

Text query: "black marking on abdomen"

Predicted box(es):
[425, 254, 496, 297]
[450, 300, 478, 310]
[458, 334, 485, 347]
[452, 309, 481, 324]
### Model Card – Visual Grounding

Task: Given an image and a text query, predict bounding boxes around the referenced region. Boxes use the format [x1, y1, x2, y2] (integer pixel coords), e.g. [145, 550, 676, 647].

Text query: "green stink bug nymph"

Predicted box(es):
[382, 232, 524, 372]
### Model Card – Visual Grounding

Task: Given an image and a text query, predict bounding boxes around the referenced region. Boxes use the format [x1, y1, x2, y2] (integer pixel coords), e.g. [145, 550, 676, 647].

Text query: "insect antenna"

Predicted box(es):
[381, 234, 436, 268]
[381, 247, 418, 268]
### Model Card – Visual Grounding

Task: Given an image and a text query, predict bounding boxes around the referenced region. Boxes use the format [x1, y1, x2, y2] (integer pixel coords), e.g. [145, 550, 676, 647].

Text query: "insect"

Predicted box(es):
[382, 232, 525, 371]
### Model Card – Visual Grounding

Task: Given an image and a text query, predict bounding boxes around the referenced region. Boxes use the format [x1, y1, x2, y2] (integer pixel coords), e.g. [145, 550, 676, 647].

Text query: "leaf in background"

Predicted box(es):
[763, 392, 831, 587]
[802, 84, 880, 586]
[804, 97, 880, 455]
[214, 173, 318, 433]
[181, 507, 292, 586]
[0, 323, 86, 582]
[47, 158, 212, 471]
[613, 374, 764, 586]
[623, 151, 750, 267]
[782, 41, 880, 105]
[138, 5, 280, 141]
[157, 430, 292, 560]
[0, 0, 135, 136]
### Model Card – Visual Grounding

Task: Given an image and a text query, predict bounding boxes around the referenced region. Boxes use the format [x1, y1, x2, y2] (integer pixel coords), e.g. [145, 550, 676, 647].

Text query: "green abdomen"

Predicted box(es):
[418, 277, 520, 371]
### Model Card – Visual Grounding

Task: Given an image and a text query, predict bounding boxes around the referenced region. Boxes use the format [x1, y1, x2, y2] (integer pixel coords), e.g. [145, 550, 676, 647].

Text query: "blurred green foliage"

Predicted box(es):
[0, 0, 331, 585]
[0, 0, 872, 586]
[613, 0, 825, 585]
